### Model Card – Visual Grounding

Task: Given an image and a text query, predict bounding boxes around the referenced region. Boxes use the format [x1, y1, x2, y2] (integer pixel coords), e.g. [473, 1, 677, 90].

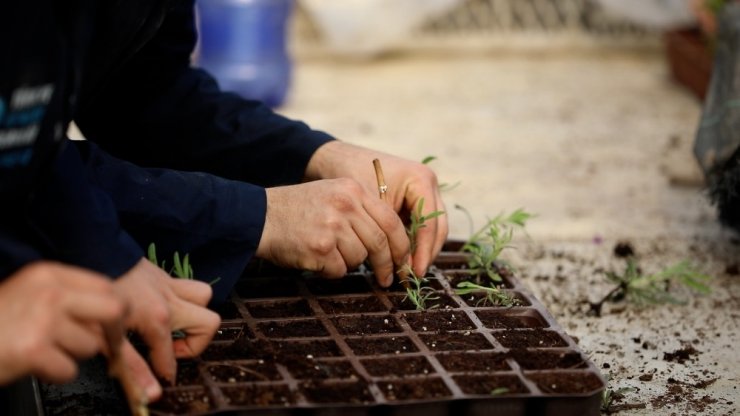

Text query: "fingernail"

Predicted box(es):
[145, 382, 162, 400]
[384, 274, 394, 287]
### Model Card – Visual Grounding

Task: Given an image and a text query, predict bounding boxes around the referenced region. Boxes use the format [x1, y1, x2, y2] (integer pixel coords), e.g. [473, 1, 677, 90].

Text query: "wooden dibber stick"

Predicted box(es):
[372, 159, 410, 288]
[103, 321, 149, 416]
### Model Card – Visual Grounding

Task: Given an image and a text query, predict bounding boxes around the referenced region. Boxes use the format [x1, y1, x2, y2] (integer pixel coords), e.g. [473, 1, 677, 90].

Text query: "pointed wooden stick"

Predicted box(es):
[103, 322, 149, 416]
[372, 159, 410, 288]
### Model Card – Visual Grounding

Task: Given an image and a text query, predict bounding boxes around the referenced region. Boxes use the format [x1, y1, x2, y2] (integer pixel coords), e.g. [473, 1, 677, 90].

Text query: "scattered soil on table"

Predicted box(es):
[508, 350, 587, 370]
[453, 375, 529, 395]
[345, 336, 418, 355]
[650, 378, 720, 413]
[361, 356, 434, 377]
[257, 319, 328, 338]
[331, 314, 402, 335]
[318, 296, 387, 314]
[247, 299, 313, 318]
[663, 344, 700, 364]
[305, 275, 372, 295]
[381, 378, 452, 401]
[299, 381, 373, 404]
[284, 358, 359, 380]
[613, 241, 635, 258]
[475, 310, 548, 329]
[388, 293, 459, 310]
[213, 301, 242, 320]
[436, 352, 510, 372]
[149, 387, 214, 414]
[420, 332, 493, 351]
[221, 384, 295, 406]
[207, 362, 281, 383]
[402, 310, 476, 331]
[494, 329, 568, 348]
[528, 372, 603, 394]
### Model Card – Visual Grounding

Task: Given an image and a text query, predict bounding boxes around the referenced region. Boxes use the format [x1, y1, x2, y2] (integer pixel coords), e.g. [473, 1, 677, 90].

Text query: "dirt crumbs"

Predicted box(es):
[662, 344, 700, 364]
[650, 378, 719, 414]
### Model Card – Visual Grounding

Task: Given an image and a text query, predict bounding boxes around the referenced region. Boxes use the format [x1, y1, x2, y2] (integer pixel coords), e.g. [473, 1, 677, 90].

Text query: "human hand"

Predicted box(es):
[257, 178, 410, 286]
[0, 262, 125, 385]
[304, 141, 448, 277]
[113, 258, 220, 400]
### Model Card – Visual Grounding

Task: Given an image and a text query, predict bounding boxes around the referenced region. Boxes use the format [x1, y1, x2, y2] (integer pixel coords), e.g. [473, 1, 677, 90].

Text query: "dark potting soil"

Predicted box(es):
[318, 296, 387, 314]
[494, 329, 567, 348]
[361, 356, 434, 377]
[388, 293, 459, 310]
[508, 350, 587, 370]
[257, 319, 329, 338]
[444, 270, 514, 289]
[528, 372, 604, 394]
[170, 361, 201, 386]
[453, 375, 529, 395]
[345, 336, 419, 355]
[213, 301, 242, 320]
[331, 314, 402, 335]
[283, 358, 359, 380]
[148, 387, 214, 414]
[459, 291, 529, 307]
[420, 332, 493, 351]
[436, 352, 510, 372]
[247, 299, 313, 318]
[475, 310, 548, 329]
[212, 325, 251, 341]
[403, 310, 476, 332]
[432, 254, 470, 269]
[299, 381, 373, 404]
[221, 384, 295, 406]
[613, 241, 635, 258]
[380, 378, 452, 401]
[207, 362, 281, 383]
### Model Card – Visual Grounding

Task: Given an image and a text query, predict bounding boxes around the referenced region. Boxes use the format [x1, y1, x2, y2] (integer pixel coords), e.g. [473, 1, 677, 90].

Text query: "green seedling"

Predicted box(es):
[455, 281, 518, 307]
[407, 198, 445, 254]
[147, 243, 220, 285]
[401, 265, 440, 311]
[490, 387, 510, 396]
[590, 258, 712, 316]
[601, 374, 639, 413]
[457, 205, 533, 283]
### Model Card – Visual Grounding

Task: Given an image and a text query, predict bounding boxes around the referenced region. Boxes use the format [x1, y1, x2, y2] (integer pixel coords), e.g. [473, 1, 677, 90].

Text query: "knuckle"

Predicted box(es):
[310, 237, 335, 256]
[149, 304, 172, 327]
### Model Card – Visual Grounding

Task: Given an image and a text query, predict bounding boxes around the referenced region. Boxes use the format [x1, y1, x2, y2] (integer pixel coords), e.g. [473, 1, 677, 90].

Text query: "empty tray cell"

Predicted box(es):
[331, 315, 402, 335]
[361, 356, 434, 377]
[258, 319, 328, 338]
[148, 387, 214, 414]
[420, 332, 493, 351]
[453, 375, 529, 396]
[346, 336, 419, 355]
[494, 329, 568, 348]
[436, 352, 510, 372]
[246, 299, 313, 318]
[207, 362, 281, 383]
[213, 301, 242, 320]
[432, 252, 470, 269]
[510, 350, 587, 370]
[273, 339, 343, 358]
[235, 278, 299, 299]
[460, 291, 530, 308]
[388, 293, 459, 311]
[444, 271, 515, 290]
[527, 372, 604, 394]
[284, 358, 359, 380]
[305, 274, 372, 295]
[380, 378, 452, 401]
[318, 296, 387, 314]
[213, 325, 251, 342]
[221, 384, 295, 406]
[475, 309, 548, 329]
[403, 310, 475, 332]
[300, 381, 374, 404]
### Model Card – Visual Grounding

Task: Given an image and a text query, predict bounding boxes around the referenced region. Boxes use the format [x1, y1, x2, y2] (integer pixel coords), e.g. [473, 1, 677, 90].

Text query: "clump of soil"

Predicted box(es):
[247, 300, 313, 318]
[361, 356, 434, 377]
[650, 378, 719, 413]
[613, 241, 635, 258]
[403, 310, 475, 331]
[663, 344, 700, 364]
[318, 296, 387, 314]
[331, 314, 402, 335]
[381, 378, 452, 401]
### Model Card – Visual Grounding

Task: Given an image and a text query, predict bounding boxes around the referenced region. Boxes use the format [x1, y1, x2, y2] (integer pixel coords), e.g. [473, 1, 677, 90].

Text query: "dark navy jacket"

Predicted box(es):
[0, 0, 333, 301]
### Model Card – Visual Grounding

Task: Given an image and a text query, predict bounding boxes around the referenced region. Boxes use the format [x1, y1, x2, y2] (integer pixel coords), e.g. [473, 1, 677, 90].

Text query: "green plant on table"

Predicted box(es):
[600, 373, 637, 413]
[455, 281, 518, 307]
[401, 264, 440, 311]
[457, 206, 533, 283]
[590, 258, 712, 316]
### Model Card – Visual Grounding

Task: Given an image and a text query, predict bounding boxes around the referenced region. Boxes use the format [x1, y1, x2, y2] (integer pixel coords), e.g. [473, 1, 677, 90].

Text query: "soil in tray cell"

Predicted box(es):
[361, 356, 434, 377]
[494, 329, 568, 348]
[475, 309, 548, 329]
[274, 339, 343, 358]
[300, 381, 374, 404]
[213, 301, 242, 320]
[207, 362, 281, 383]
[284, 358, 359, 380]
[246, 299, 313, 318]
[222, 384, 295, 406]
[258, 319, 328, 338]
[384, 275, 444, 292]
[403, 310, 475, 332]
[527, 372, 604, 394]
[148, 387, 214, 414]
[460, 291, 530, 308]
[436, 352, 510, 372]
[453, 375, 529, 395]
[444, 270, 514, 289]
[234, 278, 300, 299]
[432, 253, 470, 269]
[305, 274, 372, 295]
[380, 378, 452, 401]
[420, 332, 493, 351]
[318, 296, 387, 314]
[331, 314, 402, 335]
[213, 325, 251, 341]
[346, 336, 419, 355]
[509, 350, 587, 370]
[166, 361, 202, 386]
[388, 293, 459, 311]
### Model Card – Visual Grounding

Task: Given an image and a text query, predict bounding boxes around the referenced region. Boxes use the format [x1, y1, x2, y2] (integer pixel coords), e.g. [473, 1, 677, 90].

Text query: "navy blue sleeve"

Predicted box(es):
[75, 0, 334, 188]
[74, 140, 266, 302]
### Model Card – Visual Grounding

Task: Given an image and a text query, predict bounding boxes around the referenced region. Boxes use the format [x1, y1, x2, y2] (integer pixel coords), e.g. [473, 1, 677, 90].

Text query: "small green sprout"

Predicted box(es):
[401, 265, 440, 311]
[457, 206, 533, 283]
[147, 243, 220, 285]
[601, 374, 637, 413]
[590, 258, 712, 316]
[490, 387, 510, 396]
[407, 198, 445, 254]
[455, 281, 518, 307]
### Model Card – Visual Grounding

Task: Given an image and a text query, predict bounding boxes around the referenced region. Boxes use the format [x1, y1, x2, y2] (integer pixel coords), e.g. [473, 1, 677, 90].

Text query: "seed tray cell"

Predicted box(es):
[39, 242, 604, 416]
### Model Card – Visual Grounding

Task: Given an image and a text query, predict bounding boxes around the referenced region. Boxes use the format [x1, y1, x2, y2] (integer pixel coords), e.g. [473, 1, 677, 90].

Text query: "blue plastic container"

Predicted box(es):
[196, 0, 293, 107]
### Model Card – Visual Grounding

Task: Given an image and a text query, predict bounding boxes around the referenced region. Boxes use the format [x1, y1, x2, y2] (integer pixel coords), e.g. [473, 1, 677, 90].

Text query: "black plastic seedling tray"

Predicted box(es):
[41, 242, 605, 415]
